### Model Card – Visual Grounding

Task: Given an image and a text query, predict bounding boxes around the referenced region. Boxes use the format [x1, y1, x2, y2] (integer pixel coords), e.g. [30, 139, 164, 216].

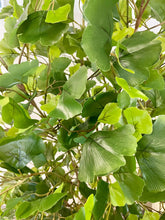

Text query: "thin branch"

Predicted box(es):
[134, 0, 150, 32]
[148, 20, 165, 30]
[87, 69, 100, 80]
[0, 56, 8, 71]
[18, 44, 26, 64]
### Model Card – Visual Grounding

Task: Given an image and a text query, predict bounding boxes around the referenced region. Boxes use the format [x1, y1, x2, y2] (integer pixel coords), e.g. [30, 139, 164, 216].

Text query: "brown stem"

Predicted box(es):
[134, 0, 150, 32]
[18, 44, 26, 64]
[0, 56, 8, 71]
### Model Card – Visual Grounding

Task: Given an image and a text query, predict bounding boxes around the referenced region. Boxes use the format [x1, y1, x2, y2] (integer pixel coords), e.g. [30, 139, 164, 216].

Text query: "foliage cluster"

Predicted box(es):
[0, 0, 165, 219]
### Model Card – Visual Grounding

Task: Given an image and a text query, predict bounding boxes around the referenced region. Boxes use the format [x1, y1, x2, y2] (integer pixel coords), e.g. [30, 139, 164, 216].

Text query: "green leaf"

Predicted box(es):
[136, 116, 165, 191]
[74, 208, 85, 220]
[0, 134, 46, 169]
[2, 98, 38, 129]
[149, 0, 165, 22]
[116, 77, 148, 101]
[49, 91, 82, 120]
[39, 193, 67, 211]
[4, 17, 19, 48]
[45, 4, 71, 23]
[124, 107, 152, 141]
[82, 91, 117, 117]
[143, 68, 164, 90]
[84, 194, 94, 220]
[140, 186, 165, 203]
[63, 66, 87, 99]
[16, 193, 67, 219]
[117, 90, 130, 109]
[141, 211, 160, 220]
[0, 6, 14, 19]
[93, 180, 109, 220]
[9, 0, 23, 19]
[17, 11, 69, 46]
[79, 125, 137, 182]
[114, 173, 144, 205]
[3, 197, 23, 216]
[126, 214, 138, 220]
[115, 31, 161, 87]
[16, 201, 38, 220]
[110, 182, 126, 206]
[82, 0, 116, 71]
[0, 60, 38, 88]
[98, 103, 122, 124]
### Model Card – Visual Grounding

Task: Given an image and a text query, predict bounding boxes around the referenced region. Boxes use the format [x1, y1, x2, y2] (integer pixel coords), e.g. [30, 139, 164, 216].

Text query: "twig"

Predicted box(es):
[18, 44, 26, 64]
[87, 69, 100, 80]
[134, 0, 150, 32]
[148, 20, 165, 30]
[0, 178, 28, 196]
[0, 56, 8, 71]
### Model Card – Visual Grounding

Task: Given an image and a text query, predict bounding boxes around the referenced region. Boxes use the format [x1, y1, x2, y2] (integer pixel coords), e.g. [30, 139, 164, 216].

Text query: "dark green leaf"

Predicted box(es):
[0, 134, 46, 169]
[136, 116, 165, 191]
[17, 11, 69, 46]
[79, 125, 137, 182]
[82, 91, 117, 117]
[82, 0, 116, 71]
[117, 90, 130, 109]
[93, 180, 109, 220]
[140, 186, 165, 203]
[149, 0, 165, 22]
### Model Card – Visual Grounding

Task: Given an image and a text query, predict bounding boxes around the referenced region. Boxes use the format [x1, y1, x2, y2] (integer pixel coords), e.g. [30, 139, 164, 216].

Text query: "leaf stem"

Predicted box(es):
[0, 56, 8, 71]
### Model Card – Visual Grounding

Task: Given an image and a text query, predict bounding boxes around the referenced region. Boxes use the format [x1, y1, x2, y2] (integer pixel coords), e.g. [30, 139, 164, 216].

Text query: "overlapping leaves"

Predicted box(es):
[82, 0, 118, 71]
[79, 125, 137, 182]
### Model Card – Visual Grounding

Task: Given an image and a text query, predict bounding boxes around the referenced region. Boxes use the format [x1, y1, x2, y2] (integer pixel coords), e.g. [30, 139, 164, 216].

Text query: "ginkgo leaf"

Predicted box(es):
[79, 125, 137, 182]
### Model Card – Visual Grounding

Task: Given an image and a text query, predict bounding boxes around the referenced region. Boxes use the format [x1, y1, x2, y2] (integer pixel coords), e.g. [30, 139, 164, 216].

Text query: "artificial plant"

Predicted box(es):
[0, 0, 165, 219]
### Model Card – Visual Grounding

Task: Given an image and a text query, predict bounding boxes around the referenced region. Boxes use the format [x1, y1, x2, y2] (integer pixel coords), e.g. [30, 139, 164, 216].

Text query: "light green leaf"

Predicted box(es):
[93, 180, 109, 220]
[0, 134, 46, 169]
[79, 125, 137, 182]
[143, 69, 164, 90]
[45, 4, 71, 23]
[9, 0, 23, 19]
[17, 11, 69, 46]
[74, 208, 85, 220]
[114, 173, 144, 205]
[84, 194, 94, 220]
[98, 103, 122, 124]
[110, 182, 126, 206]
[141, 211, 160, 220]
[4, 17, 19, 48]
[49, 91, 82, 120]
[124, 107, 152, 141]
[126, 214, 138, 220]
[0, 6, 13, 19]
[2, 98, 38, 129]
[49, 45, 61, 61]
[0, 60, 38, 88]
[82, 0, 116, 71]
[136, 116, 165, 191]
[116, 77, 148, 101]
[63, 66, 87, 99]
